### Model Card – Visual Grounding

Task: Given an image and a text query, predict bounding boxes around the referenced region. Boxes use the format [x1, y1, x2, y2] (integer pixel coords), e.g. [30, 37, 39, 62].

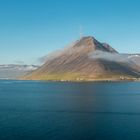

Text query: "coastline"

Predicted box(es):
[19, 77, 140, 82]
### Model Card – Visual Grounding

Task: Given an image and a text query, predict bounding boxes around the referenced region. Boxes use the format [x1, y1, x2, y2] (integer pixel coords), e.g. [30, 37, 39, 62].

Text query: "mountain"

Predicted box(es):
[22, 36, 140, 81]
[128, 54, 140, 67]
[0, 64, 38, 79]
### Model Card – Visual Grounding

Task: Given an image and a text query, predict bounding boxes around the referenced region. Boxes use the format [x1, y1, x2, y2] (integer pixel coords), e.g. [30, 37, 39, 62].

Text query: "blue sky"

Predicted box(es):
[0, 0, 140, 64]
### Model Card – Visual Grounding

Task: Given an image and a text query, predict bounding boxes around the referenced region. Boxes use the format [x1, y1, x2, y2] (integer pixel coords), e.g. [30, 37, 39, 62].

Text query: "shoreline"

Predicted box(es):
[3, 78, 139, 83]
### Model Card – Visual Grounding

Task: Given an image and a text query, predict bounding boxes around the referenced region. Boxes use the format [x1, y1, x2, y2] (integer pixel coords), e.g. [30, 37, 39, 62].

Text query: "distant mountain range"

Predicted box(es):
[0, 64, 38, 79]
[21, 36, 140, 81]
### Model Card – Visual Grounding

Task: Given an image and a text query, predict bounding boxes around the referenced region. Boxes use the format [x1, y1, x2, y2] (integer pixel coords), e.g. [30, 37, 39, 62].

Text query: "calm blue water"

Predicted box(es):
[0, 80, 140, 140]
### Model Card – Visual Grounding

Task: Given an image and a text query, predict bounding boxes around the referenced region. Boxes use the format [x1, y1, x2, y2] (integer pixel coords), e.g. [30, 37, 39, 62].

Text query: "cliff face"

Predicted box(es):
[22, 36, 140, 81]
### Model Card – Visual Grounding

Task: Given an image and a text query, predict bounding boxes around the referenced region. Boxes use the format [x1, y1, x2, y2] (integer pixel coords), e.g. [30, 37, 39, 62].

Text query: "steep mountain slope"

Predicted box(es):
[22, 36, 140, 81]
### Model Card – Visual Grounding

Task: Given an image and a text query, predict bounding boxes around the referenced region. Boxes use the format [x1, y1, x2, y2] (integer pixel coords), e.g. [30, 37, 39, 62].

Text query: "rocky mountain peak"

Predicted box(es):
[72, 36, 118, 53]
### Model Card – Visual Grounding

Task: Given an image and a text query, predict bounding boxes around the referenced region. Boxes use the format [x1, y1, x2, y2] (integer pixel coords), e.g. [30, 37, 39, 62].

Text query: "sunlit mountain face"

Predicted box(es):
[22, 36, 140, 81]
